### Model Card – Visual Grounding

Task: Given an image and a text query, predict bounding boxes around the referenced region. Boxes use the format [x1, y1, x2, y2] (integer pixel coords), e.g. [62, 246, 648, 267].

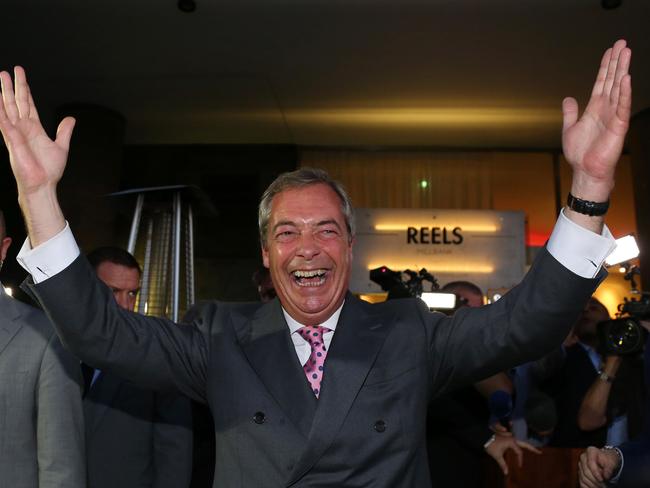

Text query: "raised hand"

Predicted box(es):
[562, 40, 632, 204]
[0, 66, 74, 244]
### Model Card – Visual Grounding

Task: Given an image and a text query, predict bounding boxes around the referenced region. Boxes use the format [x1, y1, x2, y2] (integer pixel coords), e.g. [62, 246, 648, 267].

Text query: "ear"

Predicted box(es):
[261, 245, 270, 268]
[0, 237, 12, 262]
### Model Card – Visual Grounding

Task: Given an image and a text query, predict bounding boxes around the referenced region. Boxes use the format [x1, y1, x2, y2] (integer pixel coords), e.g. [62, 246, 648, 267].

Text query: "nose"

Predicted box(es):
[296, 231, 320, 260]
[114, 292, 131, 311]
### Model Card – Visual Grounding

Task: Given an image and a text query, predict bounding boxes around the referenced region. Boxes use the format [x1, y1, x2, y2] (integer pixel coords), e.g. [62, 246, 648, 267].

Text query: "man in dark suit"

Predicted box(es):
[0, 209, 85, 488]
[1, 40, 632, 486]
[83, 246, 193, 488]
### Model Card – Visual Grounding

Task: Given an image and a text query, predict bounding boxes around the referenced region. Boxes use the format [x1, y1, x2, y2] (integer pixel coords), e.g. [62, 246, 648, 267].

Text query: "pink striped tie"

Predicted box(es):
[297, 325, 330, 398]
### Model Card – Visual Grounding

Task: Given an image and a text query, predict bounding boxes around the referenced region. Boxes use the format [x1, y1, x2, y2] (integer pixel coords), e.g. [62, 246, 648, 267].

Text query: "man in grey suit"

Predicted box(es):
[0, 39, 632, 486]
[83, 246, 193, 488]
[0, 209, 86, 488]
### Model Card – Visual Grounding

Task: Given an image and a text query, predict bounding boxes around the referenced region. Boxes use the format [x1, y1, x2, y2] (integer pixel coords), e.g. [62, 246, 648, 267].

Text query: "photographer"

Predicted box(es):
[550, 298, 645, 449]
[579, 320, 650, 488]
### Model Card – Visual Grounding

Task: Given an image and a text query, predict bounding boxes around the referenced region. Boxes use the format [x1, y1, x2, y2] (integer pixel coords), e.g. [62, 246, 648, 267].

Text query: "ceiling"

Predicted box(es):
[1, 0, 649, 147]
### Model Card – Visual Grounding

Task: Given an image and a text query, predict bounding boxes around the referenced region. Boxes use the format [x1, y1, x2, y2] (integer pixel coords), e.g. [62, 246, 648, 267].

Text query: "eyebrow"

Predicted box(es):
[272, 219, 342, 232]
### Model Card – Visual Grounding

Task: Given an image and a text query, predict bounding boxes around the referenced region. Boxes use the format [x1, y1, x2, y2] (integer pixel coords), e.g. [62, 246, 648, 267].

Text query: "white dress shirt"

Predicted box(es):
[17, 209, 617, 363]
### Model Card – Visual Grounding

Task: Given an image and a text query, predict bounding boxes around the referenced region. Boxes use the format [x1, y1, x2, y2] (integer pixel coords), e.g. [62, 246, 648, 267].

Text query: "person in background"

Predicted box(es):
[84, 246, 194, 488]
[0, 208, 85, 488]
[427, 281, 540, 487]
[549, 297, 645, 449]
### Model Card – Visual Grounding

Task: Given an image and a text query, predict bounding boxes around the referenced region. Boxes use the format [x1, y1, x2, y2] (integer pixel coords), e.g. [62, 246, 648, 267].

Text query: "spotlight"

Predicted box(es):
[178, 0, 196, 13]
[605, 235, 640, 267]
[3, 286, 13, 297]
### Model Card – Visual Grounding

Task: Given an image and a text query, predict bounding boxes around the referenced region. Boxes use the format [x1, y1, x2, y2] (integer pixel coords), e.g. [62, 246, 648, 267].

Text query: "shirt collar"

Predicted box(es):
[282, 301, 345, 334]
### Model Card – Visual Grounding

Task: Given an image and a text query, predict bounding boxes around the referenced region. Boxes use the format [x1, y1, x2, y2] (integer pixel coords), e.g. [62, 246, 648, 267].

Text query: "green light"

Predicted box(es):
[420, 180, 428, 189]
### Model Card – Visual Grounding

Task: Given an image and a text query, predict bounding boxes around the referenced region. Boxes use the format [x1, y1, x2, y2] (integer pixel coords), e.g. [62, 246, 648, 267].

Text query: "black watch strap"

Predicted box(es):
[566, 193, 610, 216]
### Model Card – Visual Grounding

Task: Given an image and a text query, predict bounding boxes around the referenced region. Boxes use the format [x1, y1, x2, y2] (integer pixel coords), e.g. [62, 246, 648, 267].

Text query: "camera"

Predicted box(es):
[597, 292, 650, 356]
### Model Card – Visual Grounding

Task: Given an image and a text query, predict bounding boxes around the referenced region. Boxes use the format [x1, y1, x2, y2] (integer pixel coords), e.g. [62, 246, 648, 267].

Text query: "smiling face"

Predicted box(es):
[262, 183, 354, 326]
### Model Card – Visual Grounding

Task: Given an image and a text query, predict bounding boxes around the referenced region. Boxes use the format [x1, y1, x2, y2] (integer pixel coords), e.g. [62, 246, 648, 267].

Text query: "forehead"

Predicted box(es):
[96, 262, 140, 288]
[270, 183, 345, 224]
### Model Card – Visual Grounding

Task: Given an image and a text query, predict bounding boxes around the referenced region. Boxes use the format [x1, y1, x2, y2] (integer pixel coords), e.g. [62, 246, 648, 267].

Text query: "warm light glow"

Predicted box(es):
[284, 107, 560, 127]
[3, 286, 13, 297]
[605, 235, 640, 266]
[619, 266, 627, 274]
[358, 293, 388, 304]
[420, 292, 457, 309]
[144, 302, 149, 315]
[420, 180, 429, 189]
[374, 224, 499, 232]
[367, 263, 494, 273]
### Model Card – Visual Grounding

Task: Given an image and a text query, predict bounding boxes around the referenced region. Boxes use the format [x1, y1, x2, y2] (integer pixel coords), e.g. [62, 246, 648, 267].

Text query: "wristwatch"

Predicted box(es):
[598, 370, 616, 383]
[567, 193, 610, 216]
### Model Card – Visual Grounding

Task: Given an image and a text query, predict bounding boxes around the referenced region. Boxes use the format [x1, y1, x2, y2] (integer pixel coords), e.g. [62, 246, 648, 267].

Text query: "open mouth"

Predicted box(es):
[292, 269, 328, 287]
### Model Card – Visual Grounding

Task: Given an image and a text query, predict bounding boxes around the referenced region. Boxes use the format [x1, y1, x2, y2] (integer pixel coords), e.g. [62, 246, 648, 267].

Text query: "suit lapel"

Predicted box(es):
[84, 371, 123, 435]
[287, 294, 395, 485]
[235, 299, 317, 439]
[0, 290, 23, 356]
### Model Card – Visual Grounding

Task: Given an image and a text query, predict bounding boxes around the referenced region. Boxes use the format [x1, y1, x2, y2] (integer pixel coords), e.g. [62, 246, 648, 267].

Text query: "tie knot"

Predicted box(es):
[297, 325, 330, 344]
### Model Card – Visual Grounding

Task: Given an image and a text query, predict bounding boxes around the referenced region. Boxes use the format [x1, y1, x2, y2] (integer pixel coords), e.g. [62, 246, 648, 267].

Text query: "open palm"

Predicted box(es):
[0, 67, 75, 196]
[562, 40, 632, 184]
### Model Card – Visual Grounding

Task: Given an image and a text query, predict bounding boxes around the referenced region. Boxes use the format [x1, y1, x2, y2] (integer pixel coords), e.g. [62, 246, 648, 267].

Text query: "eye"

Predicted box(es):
[128, 290, 139, 298]
[319, 228, 340, 238]
[275, 229, 298, 242]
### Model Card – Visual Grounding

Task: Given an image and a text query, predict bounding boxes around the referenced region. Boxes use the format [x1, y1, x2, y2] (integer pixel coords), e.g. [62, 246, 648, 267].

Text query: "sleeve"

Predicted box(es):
[36, 333, 86, 488]
[152, 393, 194, 488]
[547, 209, 616, 279]
[616, 435, 650, 487]
[425, 247, 606, 395]
[30, 254, 210, 403]
[17, 223, 80, 284]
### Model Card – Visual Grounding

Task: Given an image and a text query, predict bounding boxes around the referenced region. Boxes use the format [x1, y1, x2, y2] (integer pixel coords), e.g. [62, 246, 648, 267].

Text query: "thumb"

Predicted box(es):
[562, 97, 579, 132]
[55, 116, 76, 152]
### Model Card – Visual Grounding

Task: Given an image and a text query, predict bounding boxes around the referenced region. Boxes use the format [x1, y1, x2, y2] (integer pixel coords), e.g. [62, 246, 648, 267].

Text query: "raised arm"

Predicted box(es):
[562, 39, 632, 234]
[0, 67, 73, 246]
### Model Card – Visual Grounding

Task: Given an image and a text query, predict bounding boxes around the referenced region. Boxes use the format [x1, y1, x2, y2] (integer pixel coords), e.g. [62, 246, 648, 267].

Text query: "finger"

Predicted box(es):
[513, 443, 523, 468]
[591, 47, 612, 97]
[517, 441, 542, 455]
[587, 451, 604, 483]
[27, 84, 40, 122]
[579, 460, 603, 488]
[603, 40, 626, 98]
[13, 66, 30, 119]
[615, 74, 632, 125]
[495, 454, 508, 476]
[562, 97, 579, 131]
[610, 47, 631, 105]
[55, 116, 76, 152]
[0, 70, 19, 123]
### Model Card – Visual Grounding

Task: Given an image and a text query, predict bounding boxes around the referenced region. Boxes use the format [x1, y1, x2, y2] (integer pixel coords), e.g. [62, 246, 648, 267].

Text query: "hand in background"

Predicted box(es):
[578, 446, 621, 488]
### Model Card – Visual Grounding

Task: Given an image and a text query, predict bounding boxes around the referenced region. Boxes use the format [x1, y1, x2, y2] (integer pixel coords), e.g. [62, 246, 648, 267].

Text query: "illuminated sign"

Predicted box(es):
[351, 208, 525, 296]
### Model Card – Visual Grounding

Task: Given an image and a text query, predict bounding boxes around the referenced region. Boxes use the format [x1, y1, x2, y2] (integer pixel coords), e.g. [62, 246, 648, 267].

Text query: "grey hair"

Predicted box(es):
[258, 167, 355, 246]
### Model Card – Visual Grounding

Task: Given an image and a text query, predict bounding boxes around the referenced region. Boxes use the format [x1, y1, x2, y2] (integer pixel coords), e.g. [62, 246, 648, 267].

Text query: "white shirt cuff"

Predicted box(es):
[546, 209, 617, 279]
[16, 222, 80, 284]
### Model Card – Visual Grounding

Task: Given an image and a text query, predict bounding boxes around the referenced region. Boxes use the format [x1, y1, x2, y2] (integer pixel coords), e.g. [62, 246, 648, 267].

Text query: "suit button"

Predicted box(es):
[374, 420, 386, 433]
[253, 412, 266, 424]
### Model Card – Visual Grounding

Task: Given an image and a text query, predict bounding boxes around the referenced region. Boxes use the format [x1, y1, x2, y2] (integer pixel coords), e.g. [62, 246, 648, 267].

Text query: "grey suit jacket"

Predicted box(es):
[0, 287, 85, 488]
[31, 248, 603, 487]
[84, 369, 193, 488]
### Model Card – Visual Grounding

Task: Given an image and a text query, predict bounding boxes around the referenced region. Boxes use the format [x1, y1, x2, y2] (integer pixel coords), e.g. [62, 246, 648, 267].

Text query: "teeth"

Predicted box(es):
[293, 269, 326, 278]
